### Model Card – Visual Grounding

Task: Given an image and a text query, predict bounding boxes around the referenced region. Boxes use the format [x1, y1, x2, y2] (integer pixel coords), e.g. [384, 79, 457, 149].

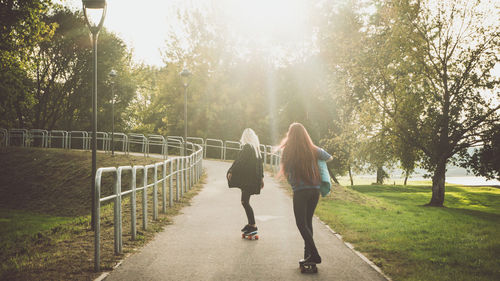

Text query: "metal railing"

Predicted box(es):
[127, 133, 147, 156]
[110, 132, 128, 153]
[9, 129, 28, 147]
[147, 134, 167, 158]
[69, 131, 89, 150]
[205, 138, 223, 159]
[1, 128, 281, 169]
[29, 129, 49, 148]
[94, 144, 203, 271]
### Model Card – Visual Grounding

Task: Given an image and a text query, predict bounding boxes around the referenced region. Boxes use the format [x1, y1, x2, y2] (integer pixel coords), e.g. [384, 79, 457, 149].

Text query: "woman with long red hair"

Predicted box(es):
[279, 123, 332, 269]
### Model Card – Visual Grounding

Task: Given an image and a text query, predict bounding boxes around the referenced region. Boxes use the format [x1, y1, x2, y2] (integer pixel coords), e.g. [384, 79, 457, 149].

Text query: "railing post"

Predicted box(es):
[94, 172, 101, 272]
[191, 154, 196, 187]
[184, 156, 189, 193]
[176, 158, 180, 201]
[194, 154, 197, 184]
[187, 157, 191, 190]
[198, 153, 201, 181]
[131, 167, 137, 240]
[180, 158, 184, 197]
[153, 164, 158, 220]
[191, 155, 194, 188]
[143, 167, 148, 230]
[162, 161, 167, 213]
[169, 160, 174, 207]
[203, 141, 207, 158]
[114, 170, 121, 255]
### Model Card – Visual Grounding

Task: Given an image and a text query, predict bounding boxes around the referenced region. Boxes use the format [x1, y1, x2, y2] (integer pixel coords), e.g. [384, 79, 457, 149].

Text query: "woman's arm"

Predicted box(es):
[318, 147, 333, 162]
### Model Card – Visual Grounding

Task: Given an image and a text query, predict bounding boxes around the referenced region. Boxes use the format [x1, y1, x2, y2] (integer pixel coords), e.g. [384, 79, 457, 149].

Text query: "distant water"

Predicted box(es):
[397, 165, 500, 186]
[344, 175, 500, 187]
[402, 176, 500, 186]
[445, 177, 500, 186]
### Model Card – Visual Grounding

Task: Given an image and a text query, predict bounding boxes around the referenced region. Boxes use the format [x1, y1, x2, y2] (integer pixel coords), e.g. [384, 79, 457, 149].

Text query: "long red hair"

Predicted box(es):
[279, 123, 319, 185]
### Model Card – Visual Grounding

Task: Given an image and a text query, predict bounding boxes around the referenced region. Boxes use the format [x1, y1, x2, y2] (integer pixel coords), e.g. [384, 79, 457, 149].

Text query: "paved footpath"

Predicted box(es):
[105, 160, 387, 281]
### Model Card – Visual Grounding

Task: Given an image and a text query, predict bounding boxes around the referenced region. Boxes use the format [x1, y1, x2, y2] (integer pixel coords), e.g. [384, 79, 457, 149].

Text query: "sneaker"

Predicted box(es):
[300, 254, 322, 265]
[244, 225, 258, 234]
[241, 224, 250, 232]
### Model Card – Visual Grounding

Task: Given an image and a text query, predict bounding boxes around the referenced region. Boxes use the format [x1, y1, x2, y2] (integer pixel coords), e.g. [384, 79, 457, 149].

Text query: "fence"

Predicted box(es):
[0, 128, 280, 271]
[94, 144, 203, 270]
[1, 128, 281, 167]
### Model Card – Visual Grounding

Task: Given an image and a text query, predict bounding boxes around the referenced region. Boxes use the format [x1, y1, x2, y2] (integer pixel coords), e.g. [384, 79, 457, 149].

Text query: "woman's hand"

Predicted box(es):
[227, 173, 232, 181]
[261, 179, 264, 189]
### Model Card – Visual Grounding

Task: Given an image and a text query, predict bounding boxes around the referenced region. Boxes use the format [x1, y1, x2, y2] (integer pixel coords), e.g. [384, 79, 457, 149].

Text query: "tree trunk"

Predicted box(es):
[326, 162, 339, 184]
[404, 168, 409, 186]
[428, 160, 446, 206]
[328, 168, 340, 184]
[14, 98, 24, 128]
[376, 166, 385, 184]
[348, 165, 353, 186]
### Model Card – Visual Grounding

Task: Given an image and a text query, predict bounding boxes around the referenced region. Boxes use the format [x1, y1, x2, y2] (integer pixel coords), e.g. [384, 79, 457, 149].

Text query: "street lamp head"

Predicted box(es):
[82, 0, 107, 34]
[109, 69, 117, 78]
[180, 68, 192, 87]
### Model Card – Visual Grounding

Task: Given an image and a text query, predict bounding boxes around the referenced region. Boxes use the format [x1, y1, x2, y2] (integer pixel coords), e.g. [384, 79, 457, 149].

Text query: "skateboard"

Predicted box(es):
[299, 260, 318, 273]
[241, 231, 259, 240]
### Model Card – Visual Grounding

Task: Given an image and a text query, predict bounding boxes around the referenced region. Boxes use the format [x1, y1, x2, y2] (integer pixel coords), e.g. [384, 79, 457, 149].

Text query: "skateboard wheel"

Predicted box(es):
[254, 235, 259, 240]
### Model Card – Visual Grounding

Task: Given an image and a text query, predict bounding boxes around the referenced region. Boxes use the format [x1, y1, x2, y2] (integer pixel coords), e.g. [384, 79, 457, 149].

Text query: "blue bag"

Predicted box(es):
[318, 160, 331, 197]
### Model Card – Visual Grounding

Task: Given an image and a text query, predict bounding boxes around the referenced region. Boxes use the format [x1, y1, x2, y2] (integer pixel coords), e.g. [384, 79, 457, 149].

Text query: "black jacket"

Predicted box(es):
[227, 144, 264, 195]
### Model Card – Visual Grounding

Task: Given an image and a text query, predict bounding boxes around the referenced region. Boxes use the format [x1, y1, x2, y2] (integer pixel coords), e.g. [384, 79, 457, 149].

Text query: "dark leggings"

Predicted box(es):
[293, 188, 320, 258]
[241, 190, 255, 225]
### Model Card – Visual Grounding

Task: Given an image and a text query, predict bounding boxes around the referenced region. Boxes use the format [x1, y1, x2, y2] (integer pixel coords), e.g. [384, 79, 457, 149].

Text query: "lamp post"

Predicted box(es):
[180, 67, 191, 155]
[109, 69, 117, 156]
[82, 0, 106, 231]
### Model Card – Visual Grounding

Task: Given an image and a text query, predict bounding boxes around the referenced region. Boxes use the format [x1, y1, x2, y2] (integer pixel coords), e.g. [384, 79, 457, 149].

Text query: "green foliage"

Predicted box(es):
[462, 124, 500, 181]
[1, 4, 136, 131]
[0, 0, 56, 128]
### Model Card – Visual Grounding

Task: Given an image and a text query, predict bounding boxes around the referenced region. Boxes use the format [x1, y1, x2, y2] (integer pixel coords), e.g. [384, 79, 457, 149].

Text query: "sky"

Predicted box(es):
[60, 0, 311, 67]
[61, 0, 184, 66]
[62, 0, 499, 82]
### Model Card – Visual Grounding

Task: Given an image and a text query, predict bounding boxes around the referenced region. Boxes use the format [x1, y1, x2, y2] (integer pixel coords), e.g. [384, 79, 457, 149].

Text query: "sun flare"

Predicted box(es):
[214, 0, 311, 47]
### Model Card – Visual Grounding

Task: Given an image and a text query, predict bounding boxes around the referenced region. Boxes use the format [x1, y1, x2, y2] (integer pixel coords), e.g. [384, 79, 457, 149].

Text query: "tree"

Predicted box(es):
[0, 0, 56, 128]
[364, 0, 499, 206]
[1, 4, 136, 131]
[315, 0, 374, 186]
[8, 7, 135, 131]
[391, 134, 421, 185]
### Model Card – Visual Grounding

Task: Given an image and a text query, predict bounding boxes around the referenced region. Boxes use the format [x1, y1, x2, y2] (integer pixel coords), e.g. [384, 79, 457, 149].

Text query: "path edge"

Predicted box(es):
[315, 216, 392, 281]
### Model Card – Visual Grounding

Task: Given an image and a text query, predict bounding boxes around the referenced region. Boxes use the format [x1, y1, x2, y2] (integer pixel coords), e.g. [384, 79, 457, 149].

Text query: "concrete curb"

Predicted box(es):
[315, 216, 392, 281]
[94, 253, 130, 281]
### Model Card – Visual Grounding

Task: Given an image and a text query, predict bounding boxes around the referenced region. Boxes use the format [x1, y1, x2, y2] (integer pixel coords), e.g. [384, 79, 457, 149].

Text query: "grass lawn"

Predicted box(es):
[0, 147, 204, 280]
[315, 183, 500, 281]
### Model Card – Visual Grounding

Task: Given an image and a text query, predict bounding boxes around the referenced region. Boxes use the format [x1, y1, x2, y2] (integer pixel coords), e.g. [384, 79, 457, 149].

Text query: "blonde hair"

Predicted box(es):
[240, 128, 261, 158]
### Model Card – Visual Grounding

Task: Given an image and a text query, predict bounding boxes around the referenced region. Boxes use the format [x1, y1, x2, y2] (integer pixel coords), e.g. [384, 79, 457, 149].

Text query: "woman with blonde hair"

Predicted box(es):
[279, 123, 332, 269]
[227, 128, 264, 235]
